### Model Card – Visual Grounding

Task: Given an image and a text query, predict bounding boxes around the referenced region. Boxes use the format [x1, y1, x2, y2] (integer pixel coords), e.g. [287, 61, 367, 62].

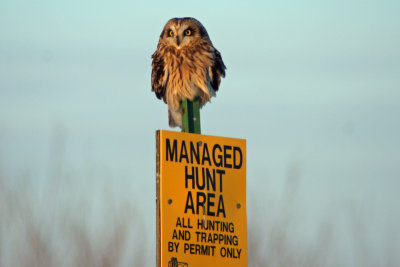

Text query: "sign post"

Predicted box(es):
[180, 99, 201, 134]
[156, 130, 247, 267]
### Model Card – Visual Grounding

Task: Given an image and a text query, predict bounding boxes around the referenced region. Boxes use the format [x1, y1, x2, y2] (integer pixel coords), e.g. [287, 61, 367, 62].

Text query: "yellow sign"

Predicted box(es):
[156, 130, 247, 267]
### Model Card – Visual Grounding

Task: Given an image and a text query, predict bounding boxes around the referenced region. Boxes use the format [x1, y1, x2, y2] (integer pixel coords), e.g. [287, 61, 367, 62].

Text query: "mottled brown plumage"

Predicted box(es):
[151, 17, 226, 127]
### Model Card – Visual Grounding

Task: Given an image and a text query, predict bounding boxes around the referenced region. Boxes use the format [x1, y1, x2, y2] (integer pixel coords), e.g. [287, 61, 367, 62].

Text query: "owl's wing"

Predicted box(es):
[210, 49, 226, 91]
[151, 50, 168, 102]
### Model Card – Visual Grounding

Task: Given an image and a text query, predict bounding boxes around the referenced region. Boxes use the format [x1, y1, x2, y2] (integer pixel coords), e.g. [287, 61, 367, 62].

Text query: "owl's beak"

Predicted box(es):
[176, 36, 181, 46]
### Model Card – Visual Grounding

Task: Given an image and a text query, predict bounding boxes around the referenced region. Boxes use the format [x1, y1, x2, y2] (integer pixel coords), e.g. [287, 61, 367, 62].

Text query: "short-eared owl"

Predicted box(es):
[151, 17, 226, 127]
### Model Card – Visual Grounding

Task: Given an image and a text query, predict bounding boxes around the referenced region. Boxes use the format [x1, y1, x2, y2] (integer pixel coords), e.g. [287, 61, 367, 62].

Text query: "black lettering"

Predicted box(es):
[233, 146, 243, 169]
[207, 193, 215, 216]
[212, 144, 223, 167]
[220, 247, 241, 258]
[208, 220, 214, 231]
[190, 141, 200, 164]
[194, 168, 217, 191]
[168, 241, 178, 252]
[202, 143, 211, 166]
[179, 230, 190, 240]
[227, 247, 233, 258]
[172, 229, 178, 239]
[171, 229, 190, 241]
[179, 141, 188, 163]
[184, 191, 195, 214]
[197, 219, 235, 232]
[197, 219, 204, 229]
[216, 169, 225, 193]
[229, 223, 234, 232]
[184, 243, 189, 253]
[176, 217, 182, 227]
[223, 145, 232, 168]
[166, 138, 177, 162]
[206, 168, 216, 191]
[185, 166, 196, 189]
[183, 243, 216, 256]
[197, 168, 206, 190]
[233, 235, 238, 246]
[217, 195, 226, 218]
[196, 192, 206, 215]
[220, 247, 226, 257]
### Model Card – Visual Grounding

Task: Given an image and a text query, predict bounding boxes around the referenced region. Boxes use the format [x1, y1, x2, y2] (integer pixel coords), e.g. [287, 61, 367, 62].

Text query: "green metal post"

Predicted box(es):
[180, 99, 201, 134]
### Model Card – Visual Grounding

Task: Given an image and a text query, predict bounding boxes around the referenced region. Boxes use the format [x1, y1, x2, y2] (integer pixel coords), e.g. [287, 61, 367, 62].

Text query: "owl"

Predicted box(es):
[151, 17, 226, 127]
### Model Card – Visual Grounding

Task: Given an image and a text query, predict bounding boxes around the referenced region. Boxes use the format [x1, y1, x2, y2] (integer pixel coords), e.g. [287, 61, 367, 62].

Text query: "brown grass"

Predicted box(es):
[0, 133, 398, 266]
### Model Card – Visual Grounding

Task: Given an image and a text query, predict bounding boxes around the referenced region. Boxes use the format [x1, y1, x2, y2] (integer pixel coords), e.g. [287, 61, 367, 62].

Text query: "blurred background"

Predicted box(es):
[1, 0, 399, 266]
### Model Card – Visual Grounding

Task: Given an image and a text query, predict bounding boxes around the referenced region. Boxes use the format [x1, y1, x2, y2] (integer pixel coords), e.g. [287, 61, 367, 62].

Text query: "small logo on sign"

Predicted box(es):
[168, 257, 188, 267]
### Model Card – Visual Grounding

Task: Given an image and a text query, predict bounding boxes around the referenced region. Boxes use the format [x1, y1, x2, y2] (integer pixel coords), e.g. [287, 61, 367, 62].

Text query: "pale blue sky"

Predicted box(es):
[1, 0, 400, 265]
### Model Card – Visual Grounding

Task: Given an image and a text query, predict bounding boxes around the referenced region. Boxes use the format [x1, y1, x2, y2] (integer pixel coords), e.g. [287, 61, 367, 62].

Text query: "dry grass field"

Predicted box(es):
[0, 135, 398, 267]
[1, 167, 398, 267]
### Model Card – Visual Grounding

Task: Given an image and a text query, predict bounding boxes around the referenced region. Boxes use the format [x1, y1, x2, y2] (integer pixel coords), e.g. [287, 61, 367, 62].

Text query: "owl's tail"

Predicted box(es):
[168, 108, 182, 128]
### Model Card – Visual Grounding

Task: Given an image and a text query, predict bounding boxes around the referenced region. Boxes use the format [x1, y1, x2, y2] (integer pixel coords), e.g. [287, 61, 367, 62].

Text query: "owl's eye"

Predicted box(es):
[184, 29, 192, 36]
[168, 30, 174, 37]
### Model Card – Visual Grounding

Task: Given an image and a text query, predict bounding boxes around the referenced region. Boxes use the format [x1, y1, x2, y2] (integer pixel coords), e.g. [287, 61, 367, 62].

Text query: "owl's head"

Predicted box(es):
[159, 17, 211, 49]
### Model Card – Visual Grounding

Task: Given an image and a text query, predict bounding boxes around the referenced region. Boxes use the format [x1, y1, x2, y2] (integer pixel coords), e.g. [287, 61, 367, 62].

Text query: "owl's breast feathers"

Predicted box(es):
[151, 42, 226, 105]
